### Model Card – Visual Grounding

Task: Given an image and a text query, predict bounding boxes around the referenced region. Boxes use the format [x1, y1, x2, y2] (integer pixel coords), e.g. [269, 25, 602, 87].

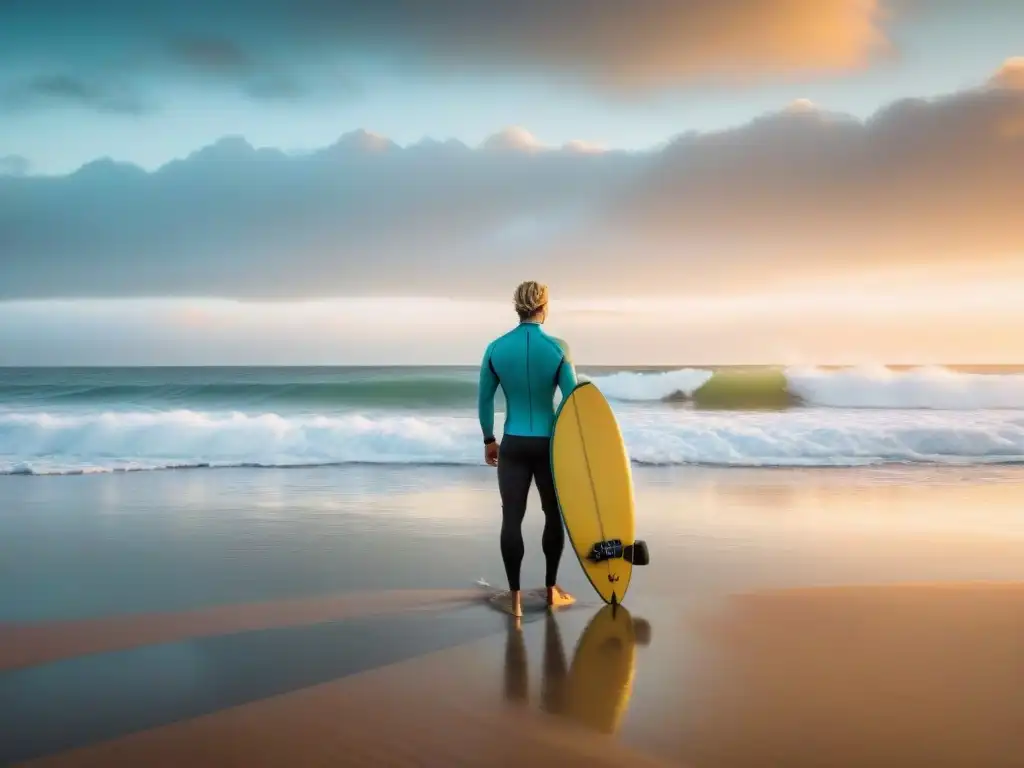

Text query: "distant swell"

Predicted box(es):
[4, 408, 1024, 474]
[2, 366, 1024, 411]
[0, 378, 479, 410]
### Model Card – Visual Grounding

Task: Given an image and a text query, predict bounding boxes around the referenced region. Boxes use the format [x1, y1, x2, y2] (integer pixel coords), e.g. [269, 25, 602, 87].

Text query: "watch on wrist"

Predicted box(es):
[484, 436, 496, 445]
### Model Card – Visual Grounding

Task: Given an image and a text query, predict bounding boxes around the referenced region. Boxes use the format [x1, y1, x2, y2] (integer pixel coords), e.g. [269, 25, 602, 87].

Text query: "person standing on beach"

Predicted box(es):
[478, 280, 578, 617]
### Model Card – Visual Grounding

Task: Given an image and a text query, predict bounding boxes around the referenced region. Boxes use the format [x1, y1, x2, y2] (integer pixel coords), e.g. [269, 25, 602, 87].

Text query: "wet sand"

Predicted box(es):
[640, 581, 1024, 767]
[4, 465, 1024, 766]
[0, 589, 478, 672]
[22, 604, 670, 767]
[8, 582, 1023, 767]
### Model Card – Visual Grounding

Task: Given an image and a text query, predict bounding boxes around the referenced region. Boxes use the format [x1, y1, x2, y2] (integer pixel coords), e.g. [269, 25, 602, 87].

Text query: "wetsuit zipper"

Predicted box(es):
[526, 328, 533, 431]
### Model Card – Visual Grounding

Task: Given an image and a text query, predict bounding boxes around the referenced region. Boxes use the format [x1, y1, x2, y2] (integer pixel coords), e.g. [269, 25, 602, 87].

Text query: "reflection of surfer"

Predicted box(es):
[503, 606, 652, 734]
[478, 280, 579, 618]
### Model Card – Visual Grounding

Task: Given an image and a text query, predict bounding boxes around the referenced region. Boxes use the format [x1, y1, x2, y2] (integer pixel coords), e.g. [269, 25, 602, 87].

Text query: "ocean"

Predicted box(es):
[3, 364, 1024, 475]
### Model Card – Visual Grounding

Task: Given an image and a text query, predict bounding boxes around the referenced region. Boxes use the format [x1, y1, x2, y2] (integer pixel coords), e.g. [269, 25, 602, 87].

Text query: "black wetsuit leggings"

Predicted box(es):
[498, 434, 565, 591]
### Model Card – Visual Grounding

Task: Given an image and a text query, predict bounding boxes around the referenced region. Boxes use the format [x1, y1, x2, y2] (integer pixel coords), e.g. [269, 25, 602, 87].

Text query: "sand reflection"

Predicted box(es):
[503, 605, 652, 734]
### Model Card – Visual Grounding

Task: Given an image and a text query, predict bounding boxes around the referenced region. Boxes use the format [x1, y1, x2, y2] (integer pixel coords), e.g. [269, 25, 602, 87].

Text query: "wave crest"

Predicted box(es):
[785, 365, 1024, 409]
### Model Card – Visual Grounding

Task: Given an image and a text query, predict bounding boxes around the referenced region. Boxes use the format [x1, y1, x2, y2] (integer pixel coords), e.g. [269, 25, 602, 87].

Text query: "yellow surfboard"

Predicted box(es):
[550, 381, 649, 605]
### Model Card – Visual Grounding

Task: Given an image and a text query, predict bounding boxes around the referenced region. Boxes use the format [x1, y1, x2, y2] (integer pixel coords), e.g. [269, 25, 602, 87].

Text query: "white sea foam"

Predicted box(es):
[3, 407, 1024, 474]
[785, 364, 1024, 409]
[586, 369, 713, 401]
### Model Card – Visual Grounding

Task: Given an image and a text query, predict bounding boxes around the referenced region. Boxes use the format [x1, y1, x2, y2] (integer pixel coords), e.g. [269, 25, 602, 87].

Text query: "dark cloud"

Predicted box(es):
[6, 1, 1013, 115]
[166, 37, 322, 102]
[0, 155, 29, 176]
[0, 74, 150, 115]
[272, 0, 890, 90]
[241, 76, 306, 101]
[168, 38, 252, 74]
[1, 67, 1022, 300]
[0, 1, 891, 100]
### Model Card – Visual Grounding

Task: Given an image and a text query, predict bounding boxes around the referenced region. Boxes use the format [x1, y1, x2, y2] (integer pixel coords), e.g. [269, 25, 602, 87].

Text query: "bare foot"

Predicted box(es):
[491, 590, 523, 617]
[546, 585, 576, 608]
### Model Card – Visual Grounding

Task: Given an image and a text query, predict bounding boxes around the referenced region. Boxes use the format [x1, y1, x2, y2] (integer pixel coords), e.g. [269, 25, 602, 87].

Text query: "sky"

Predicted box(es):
[1, 0, 1024, 365]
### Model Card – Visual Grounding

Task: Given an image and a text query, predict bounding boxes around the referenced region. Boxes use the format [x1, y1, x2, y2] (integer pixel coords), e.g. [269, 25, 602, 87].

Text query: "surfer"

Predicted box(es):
[478, 280, 578, 617]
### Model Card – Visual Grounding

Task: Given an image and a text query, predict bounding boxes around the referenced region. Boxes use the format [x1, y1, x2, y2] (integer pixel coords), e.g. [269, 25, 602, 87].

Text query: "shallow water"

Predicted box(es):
[4, 464, 1024, 622]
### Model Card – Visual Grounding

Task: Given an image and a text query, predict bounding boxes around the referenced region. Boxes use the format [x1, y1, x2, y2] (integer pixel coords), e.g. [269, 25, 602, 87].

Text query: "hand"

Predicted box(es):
[484, 441, 500, 467]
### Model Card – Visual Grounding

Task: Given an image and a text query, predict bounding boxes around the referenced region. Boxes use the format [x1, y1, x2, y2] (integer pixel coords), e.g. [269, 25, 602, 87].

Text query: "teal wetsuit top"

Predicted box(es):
[478, 321, 579, 442]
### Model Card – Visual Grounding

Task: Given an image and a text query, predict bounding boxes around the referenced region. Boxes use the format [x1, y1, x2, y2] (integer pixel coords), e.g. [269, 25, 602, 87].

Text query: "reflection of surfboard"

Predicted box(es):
[500, 604, 651, 734]
[551, 381, 649, 605]
[564, 604, 645, 733]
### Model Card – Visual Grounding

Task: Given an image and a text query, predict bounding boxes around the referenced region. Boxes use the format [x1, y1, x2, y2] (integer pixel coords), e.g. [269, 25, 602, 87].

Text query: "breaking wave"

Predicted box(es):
[590, 365, 1024, 410]
[4, 407, 1024, 475]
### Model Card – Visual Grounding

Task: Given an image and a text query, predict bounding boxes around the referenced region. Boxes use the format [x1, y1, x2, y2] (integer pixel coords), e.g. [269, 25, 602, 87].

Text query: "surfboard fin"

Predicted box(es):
[624, 540, 650, 567]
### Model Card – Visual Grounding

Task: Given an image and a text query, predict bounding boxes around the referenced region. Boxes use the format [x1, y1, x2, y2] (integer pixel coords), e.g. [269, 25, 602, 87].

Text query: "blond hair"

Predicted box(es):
[513, 281, 549, 319]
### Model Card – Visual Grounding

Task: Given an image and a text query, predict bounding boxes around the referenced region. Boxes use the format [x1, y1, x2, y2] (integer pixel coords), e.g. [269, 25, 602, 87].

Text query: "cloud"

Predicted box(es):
[242, 76, 307, 101]
[165, 37, 329, 102]
[991, 57, 1024, 90]
[1, 64, 1022, 301]
[0, 74, 151, 115]
[482, 127, 545, 153]
[483, 128, 608, 157]
[0, 155, 29, 176]
[168, 38, 252, 74]
[0, 1, 890, 103]
[785, 98, 818, 113]
[562, 140, 608, 155]
[305, 0, 891, 90]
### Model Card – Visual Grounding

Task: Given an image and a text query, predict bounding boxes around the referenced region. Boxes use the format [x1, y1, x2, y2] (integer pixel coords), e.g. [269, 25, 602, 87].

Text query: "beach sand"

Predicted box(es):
[3, 465, 1024, 766]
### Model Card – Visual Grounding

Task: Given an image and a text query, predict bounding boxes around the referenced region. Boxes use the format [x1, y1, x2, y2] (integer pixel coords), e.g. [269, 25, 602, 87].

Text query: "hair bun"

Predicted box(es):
[513, 281, 549, 315]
